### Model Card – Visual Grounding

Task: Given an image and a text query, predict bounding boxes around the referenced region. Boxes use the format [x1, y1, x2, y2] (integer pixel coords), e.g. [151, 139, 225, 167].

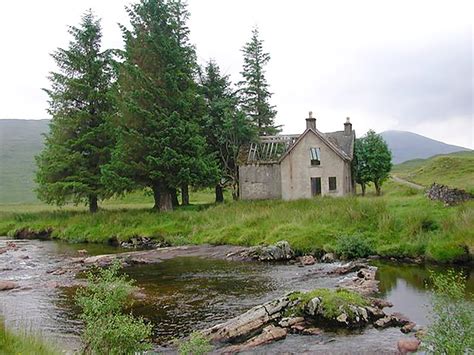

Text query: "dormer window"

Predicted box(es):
[310, 147, 321, 166]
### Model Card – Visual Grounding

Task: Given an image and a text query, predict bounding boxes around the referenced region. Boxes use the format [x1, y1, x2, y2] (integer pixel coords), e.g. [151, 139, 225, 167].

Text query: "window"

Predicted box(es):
[329, 177, 337, 191]
[310, 147, 321, 166]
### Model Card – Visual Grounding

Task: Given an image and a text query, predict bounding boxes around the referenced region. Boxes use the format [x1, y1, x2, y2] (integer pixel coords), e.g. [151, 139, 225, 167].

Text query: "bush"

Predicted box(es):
[177, 332, 212, 355]
[333, 235, 374, 259]
[75, 262, 153, 354]
[422, 270, 474, 354]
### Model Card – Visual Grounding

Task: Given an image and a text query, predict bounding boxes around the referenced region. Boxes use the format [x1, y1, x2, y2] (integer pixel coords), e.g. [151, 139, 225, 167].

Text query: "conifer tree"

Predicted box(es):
[102, 0, 217, 211]
[239, 27, 279, 136]
[36, 10, 115, 213]
[200, 60, 255, 202]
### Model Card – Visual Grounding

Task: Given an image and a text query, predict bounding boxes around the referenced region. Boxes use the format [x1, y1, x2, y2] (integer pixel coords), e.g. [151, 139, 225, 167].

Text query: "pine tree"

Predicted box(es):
[102, 0, 217, 211]
[36, 10, 115, 213]
[200, 60, 255, 202]
[239, 27, 279, 136]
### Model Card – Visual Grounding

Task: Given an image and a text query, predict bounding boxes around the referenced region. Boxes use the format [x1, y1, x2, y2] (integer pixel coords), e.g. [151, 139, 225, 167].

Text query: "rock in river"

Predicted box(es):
[0, 281, 18, 291]
[249, 241, 295, 261]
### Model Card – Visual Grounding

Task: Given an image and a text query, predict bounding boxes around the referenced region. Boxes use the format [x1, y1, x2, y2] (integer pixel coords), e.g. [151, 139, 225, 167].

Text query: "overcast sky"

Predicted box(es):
[0, 0, 472, 148]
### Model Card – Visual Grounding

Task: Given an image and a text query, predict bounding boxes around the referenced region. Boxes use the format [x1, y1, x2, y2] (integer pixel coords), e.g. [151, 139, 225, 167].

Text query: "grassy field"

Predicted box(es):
[392, 151, 474, 193]
[0, 181, 472, 263]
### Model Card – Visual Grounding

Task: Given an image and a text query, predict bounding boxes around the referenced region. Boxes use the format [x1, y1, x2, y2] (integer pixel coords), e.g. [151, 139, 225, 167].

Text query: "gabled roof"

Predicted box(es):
[277, 128, 354, 163]
[238, 127, 355, 165]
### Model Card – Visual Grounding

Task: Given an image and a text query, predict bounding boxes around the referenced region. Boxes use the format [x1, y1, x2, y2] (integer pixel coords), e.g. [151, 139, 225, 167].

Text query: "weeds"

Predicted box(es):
[75, 261, 153, 354]
[422, 270, 474, 354]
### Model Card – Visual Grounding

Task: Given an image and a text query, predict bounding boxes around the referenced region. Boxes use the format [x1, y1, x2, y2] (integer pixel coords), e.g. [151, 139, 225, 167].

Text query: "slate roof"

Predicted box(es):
[325, 130, 355, 159]
[240, 129, 355, 164]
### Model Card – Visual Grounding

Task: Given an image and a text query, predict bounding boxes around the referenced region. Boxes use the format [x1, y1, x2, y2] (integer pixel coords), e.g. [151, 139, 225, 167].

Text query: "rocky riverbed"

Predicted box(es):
[1, 237, 472, 353]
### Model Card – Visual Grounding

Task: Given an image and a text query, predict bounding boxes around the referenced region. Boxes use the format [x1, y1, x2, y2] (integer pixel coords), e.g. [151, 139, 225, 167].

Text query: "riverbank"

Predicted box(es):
[0, 182, 472, 264]
[0, 324, 59, 355]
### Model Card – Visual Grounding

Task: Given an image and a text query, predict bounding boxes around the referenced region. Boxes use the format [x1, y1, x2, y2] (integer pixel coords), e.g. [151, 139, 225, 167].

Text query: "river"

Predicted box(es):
[0, 238, 472, 354]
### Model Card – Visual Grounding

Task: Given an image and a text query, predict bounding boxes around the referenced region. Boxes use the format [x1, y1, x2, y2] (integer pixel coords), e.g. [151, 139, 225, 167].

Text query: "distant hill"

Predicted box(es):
[392, 151, 474, 192]
[0, 119, 50, 203]
[380, 130, 471, 164]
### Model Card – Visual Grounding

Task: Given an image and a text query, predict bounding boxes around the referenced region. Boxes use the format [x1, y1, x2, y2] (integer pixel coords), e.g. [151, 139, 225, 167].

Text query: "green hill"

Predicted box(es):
[392, 151, 474, 193]
[0, 119, 50, 203]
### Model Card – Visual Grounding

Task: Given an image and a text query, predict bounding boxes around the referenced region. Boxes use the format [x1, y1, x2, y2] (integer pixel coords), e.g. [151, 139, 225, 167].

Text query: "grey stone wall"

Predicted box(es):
[239, 164, 282, 200]
[426, 183, 472, 206]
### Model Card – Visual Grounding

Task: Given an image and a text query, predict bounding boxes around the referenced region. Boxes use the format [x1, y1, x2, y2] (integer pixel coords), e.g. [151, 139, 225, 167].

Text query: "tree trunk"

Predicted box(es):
[181, 185, 189, 206]
[360, 184, 366, 196]
[171, 189, 180, 208]
[159, 187, 173, 211]
[152, 183, 161, 210]
[215, 185, 224, 203]
[375, 182, 381, 196]
[232, 181, 239, 201]
[89, 195, 98, 213]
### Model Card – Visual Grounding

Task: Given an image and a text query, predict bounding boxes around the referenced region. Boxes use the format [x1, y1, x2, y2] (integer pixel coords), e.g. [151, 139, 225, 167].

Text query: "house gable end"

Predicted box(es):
[279, 128, 350, 164]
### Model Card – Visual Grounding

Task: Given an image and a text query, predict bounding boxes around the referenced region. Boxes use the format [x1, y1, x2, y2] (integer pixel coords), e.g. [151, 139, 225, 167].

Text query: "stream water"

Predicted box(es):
[1, 237, 472, 354]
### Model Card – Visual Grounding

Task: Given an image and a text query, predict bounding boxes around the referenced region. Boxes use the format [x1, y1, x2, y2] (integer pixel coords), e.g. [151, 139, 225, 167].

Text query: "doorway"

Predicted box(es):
[311, 177, 321, 196]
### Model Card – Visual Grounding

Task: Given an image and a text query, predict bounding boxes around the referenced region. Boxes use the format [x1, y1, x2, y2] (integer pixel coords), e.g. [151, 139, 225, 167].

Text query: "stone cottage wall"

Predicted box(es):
[239, 164, 282, 200]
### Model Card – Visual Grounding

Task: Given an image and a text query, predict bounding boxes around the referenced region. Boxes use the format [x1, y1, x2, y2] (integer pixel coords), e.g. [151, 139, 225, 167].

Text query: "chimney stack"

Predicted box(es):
[344, 117, 352, 136]
[306, 111, 316, 131]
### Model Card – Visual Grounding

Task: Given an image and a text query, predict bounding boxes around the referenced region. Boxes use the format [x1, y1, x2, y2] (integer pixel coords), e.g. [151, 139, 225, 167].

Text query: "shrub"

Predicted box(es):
[177, 332, 212, 355]
[422, 270, 474, 354]
[334, 235, 374, 259]
[75, 262, 153, 354]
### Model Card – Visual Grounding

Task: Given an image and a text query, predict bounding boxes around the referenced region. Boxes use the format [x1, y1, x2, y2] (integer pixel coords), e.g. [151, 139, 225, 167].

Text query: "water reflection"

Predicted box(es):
[373, 261, 473, 325]
[125, 258, 277, 342]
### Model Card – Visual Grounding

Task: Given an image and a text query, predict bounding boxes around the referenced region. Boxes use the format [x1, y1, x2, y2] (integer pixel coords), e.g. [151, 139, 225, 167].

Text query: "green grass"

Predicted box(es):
[392, 151, 474, 193]
[288, 288, 369, 320]
[0, 181, 472, 263]
[0, 323, 59, 355]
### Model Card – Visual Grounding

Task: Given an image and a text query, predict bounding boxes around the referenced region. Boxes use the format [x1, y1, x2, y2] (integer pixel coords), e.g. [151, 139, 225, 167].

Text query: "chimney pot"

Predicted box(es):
[306, 111, 316, 130]
[344, 117, 352, 135]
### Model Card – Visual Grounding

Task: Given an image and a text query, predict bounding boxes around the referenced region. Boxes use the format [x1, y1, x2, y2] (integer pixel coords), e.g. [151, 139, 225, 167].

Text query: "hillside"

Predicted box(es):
[0, 119, 49, 203]
[380, 130, 470, 164]
[392, 151, 474, 192]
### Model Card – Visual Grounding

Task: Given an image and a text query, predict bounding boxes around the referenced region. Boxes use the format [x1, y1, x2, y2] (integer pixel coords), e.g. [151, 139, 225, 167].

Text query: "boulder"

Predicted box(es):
[401, 322, 417, 334]
[330, 262, 367, 275]
[77, 249, 88, 255]
[365, 306, 386, 319]
[397, 338, 421, 354]
[300, 255, 316, 265]
[321, 253, 336, 263]
[252, 241, 294, 261]
[203, 296, 290, 343]
[222, 325, 287, 353]
[301, 327, 322, 336]
[374, 316, 393, 328]
[0, 281, 18, 291]
[338, 266, 379, 296]
[304, 297, 321, 316]
[278, 317, 305, 328]
[374, 313, 410, 329]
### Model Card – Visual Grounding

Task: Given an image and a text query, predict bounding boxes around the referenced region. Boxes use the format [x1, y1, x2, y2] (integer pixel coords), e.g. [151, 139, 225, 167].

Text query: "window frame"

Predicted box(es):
[310, 147, 321, 166]
[329, 176, 337, 191]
